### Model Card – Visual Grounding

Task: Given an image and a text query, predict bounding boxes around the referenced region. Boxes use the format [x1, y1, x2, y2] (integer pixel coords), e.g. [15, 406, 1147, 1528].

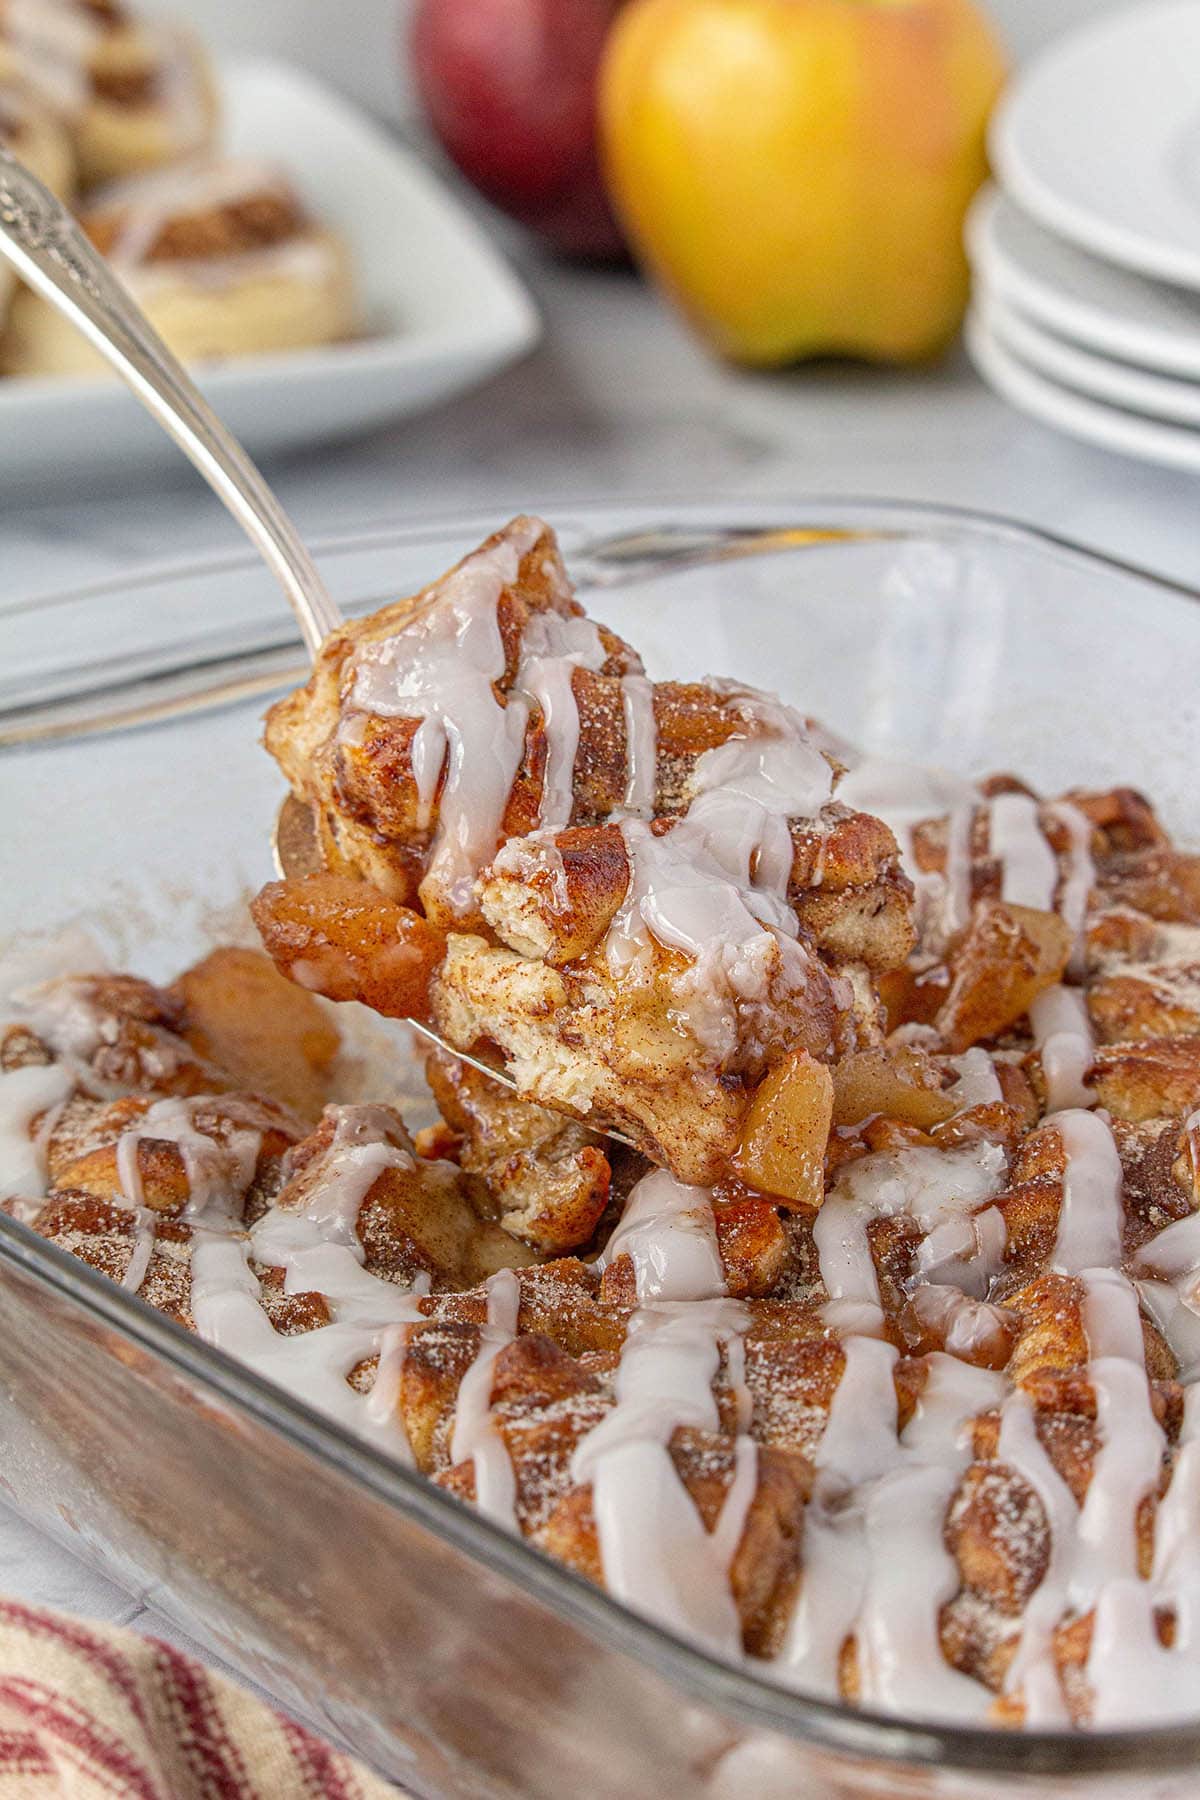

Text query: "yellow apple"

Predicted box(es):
[599, 0, 1007, 364]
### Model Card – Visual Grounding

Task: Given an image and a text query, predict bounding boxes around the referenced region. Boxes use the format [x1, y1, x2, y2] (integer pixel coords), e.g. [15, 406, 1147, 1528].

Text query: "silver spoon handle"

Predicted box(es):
[0, 147, 341, 658]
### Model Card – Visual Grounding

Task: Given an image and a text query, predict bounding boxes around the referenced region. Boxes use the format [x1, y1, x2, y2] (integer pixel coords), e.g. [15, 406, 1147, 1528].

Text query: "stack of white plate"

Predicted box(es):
[967, 0, 1200, 472]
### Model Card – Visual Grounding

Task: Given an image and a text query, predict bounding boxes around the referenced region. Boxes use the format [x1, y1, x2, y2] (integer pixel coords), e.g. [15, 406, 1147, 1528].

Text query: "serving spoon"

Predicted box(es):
[0, 146, 608, 1122]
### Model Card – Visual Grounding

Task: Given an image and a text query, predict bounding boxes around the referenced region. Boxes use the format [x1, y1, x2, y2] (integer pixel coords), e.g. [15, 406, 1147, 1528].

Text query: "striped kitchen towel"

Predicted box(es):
[0, 1598, 400, 1798]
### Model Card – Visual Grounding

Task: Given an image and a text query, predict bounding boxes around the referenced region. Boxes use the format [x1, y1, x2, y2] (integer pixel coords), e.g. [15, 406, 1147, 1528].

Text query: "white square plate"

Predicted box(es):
[0, 59, 540, 483]
[990, 0, 1200, 291]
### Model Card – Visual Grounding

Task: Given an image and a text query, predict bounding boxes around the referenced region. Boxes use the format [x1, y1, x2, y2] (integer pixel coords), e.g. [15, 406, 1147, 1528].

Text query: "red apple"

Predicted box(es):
[410, 0, 628, 261]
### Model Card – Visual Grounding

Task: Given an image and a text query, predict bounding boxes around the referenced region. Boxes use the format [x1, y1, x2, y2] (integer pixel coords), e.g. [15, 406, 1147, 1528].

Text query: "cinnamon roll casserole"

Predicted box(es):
[5, 517, 1200, 1731]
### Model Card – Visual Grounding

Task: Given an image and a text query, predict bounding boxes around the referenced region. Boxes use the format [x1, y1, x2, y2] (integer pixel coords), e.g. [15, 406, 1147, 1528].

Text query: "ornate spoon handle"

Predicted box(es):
[0, 146, 341, 657]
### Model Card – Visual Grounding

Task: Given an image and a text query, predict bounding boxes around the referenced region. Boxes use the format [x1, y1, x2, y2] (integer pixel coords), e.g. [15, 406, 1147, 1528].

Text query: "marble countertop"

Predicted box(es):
[3, 233, 1197, 1715]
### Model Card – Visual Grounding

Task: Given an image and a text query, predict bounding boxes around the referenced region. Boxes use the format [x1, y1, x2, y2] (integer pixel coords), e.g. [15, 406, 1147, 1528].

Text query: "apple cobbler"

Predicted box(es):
[4, 516, 1200, 1730]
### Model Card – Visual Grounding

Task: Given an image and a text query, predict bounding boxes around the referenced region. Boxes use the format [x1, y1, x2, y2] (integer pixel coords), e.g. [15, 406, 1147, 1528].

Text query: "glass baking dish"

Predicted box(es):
[2, 499, 1199, 1799]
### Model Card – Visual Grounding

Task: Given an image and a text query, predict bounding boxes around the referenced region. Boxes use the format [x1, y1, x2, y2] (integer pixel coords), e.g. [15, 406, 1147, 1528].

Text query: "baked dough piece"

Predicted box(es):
[0, 75, 75, 195]
[257, 516, 915, 1181]
[262, 517, 913, 957]
[0, 1, 215, 187]
[2, 155, 354, 376]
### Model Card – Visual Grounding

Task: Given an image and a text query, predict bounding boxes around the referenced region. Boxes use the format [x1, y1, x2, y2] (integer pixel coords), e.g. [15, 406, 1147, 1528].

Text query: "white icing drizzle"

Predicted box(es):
[365, 1321, 411, 1430]
[1050, 802, 1097, 976]
[913, 1204, 1008, 1298]
[619, 673, 658, 817]
[135, 1100, 429, 1456]
[815, 1334, 901, 1489]
[599, 1168, 726, 1302]
[947, 1047, 1003, 1110]
[91, 157, 296, 270]
[994, 1387, 1080, 1725]
[0, 933, 118, 1201]
[874, 1360, 1014, 1728]
[998, 1264, 1166, 1720]
[5, 0, 101, 116]
[1030, 985, 1096, 1112]
[191, 1226, 423, 1459]
[572, 1162, 755, 1655]
[1051, 1108, 1124, 1275]
[1139, 1277, 1200, 1382]
[900, 1352, 1008, 1463]
[351, 556, 837, 1055]
[828, 763, 1091, 954]
[0, 1061, 74, 1201]
[350, 522, 628, 913]
[814, 1141, 1008, 1311]
[775, 1499, 867, 1701]
[128, 233, 344, 302]
[906, 1282, 1014, 1362]
[572, 1298, 753, 1656]
[604, 707, 833, 1061]
[1138, 1209, 1200, 1284]
[778, 1347, 1003, 1719]
[709, 1432, 759, 1572]
[1087, 1578, 1200, 1725]
[941, 795, 977, 937]
[449, 1267, 522, 1529]
[797, 1094, 1173, 1725]
[857, 1463, 993, 1719]
[112, 1094, 265, 1228]
[121, 1210, 157, 1295]
[515, 612, 607, 832]
[258, 1104, 414, 1257]
[0, 720, 1186, 1737]
[8, 980, 107, 1064]
[1082, 1263, 1146, 1363]
[7, 3, 206, 138]
[988, 792, 1058, 913]
[351, 524, 541, 913]
[6, 5, 207, 144]
[835, 759, 977, 918]
[1135, 1115, 1200, 1381]
[1085, 1384, 1200, 1724]
[1072, 1355, 1163, 1599]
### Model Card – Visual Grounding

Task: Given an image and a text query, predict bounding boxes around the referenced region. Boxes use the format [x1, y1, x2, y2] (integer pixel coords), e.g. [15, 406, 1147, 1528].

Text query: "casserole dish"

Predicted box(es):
[2, 499, 1199, 1798]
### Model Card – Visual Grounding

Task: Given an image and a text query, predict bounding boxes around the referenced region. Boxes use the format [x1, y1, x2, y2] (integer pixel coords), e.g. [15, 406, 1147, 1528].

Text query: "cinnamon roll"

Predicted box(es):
[0, 74, 75, 195]
[2, 154, 355, 376]
[0, 0, 215, 187]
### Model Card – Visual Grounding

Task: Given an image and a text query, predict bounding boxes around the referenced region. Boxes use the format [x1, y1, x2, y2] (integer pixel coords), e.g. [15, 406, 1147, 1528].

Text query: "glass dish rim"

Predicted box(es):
[10, 491, 1200, 620]
[4, 494, 1200, 1779]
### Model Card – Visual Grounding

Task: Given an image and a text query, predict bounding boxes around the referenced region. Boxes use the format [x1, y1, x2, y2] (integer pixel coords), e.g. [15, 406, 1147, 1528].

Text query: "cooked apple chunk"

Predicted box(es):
[936, 902, 1072, 1052]
[251, 873, 446, 1023]
[734, 1048, 834, 1208]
